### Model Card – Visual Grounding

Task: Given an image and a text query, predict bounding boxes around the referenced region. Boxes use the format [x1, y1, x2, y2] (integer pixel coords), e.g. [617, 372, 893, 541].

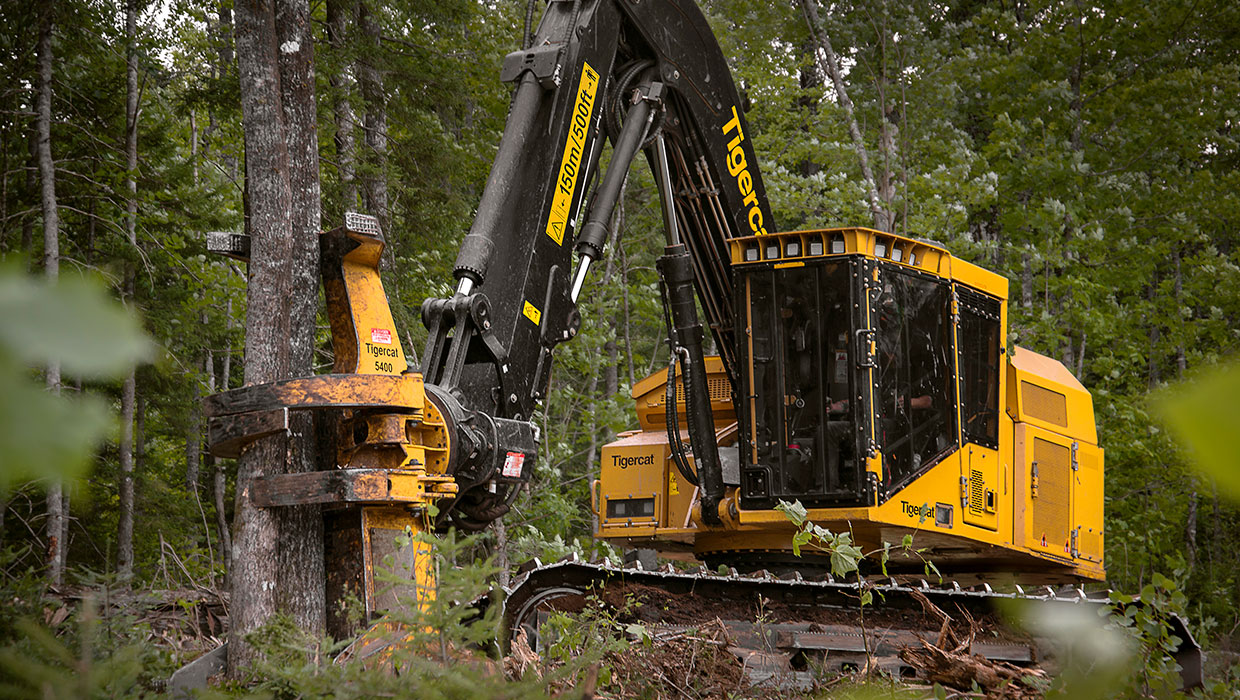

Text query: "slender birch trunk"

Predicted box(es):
[797, 0, 890, 231]
[36, 0, 65, 587]
[117, 0, 142, 583]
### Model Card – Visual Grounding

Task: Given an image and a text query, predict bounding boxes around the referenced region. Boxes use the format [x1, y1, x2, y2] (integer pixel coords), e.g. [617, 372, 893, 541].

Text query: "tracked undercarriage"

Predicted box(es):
[503, 556, 1203, 692]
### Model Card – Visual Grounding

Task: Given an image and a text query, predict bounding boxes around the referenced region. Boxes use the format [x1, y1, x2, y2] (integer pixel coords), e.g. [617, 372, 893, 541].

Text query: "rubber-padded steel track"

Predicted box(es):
[502, 555, 1202, 689]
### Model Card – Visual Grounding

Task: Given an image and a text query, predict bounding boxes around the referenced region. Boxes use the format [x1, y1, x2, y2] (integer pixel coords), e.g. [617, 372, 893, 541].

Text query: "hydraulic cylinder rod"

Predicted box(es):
[657, 244, 724, 525]
[571, 80, 659, 301]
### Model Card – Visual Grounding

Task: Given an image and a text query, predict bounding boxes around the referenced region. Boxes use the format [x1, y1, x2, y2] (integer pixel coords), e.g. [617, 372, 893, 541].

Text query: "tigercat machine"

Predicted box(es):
[202, 0, 1200, 685]
[595, 227, 1104, 582]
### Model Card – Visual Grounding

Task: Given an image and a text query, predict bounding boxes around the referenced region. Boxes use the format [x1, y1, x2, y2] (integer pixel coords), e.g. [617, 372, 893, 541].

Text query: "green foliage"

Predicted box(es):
[539, 594, 635, 667]
[0, 616, 145, 700]
[0, 582, 183, 700]
[1158, 362, 1240, 501]
[0, 267, 153, 493]
[777, 499, 937, 587]
[224, 530, 595, 699]
[0, 0, 1239, 690]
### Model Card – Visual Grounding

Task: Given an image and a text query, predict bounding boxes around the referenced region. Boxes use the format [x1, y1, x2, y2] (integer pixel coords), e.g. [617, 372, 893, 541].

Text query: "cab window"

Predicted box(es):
[872, 265, 957, 488]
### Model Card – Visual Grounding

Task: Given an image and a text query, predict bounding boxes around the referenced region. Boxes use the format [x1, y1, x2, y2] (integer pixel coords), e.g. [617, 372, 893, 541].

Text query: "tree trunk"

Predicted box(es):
[1020, 251, 1033, 309]
[355, 2, 415, 359]
[186, 384, 201, 492]
[190, 109, 199, 186]
[1173, 247, 1186, 379]
[117, 0, 141, 583]
[37, 1, 65, 587]
[118, 372, 137, 579]
[1185, 485, 1198, 573]
[357, 2, 388, 234]
[21, 127, 36, 260]
[231, 0, 295, 675]
[1146, 282, 1161, 389]
[620, 240, 635, 387]
[493, 517, 509, 588]
[797, 0, 889, 231]
[275, 0, 325, 636]
[216, 299, 235, 568]
[327, 0, 358, 211]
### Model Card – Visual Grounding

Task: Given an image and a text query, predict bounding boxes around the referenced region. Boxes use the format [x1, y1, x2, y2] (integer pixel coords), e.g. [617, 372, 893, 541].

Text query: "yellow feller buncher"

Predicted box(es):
[201, 0, 1200, 688]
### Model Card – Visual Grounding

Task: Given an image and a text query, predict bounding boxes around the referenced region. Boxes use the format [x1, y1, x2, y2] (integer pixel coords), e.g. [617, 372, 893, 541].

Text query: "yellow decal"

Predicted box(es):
[721, 106, 768, 235]
[546, 62, 600, 246]
[523, 300, 542, 326]
[773, 261, 805, 269]
[668, 468, 680, 496]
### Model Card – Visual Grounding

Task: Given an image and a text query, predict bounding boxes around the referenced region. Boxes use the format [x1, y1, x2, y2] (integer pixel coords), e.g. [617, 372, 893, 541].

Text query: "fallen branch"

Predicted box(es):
[900, 637, 1046, 694]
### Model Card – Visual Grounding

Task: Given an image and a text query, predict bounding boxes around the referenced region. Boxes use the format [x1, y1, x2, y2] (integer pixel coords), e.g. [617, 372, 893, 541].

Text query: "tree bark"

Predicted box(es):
[118, 374, 137, 579]
[275, 0, 325, 635]
[355, 2, 415, 358]
[1020, 250, 1033, 309]
[37, 1, 65, 587]
[117, 0, 141, 583]
[216, 298, 235, 568]
[797, 0, 890, 231]
[1185, 485, 1198, 573]
[231, 0, 295, 675]
[186, 384, 201, 491]
[357, 2, 388, 235]
[493, 517, 510, 588]
[190, 109, 199, 186]
[327, 0, 358, 211]
[21, 127, 36, 260]
[620, 241, 635, 387]
[1173, 247, 1186, 378]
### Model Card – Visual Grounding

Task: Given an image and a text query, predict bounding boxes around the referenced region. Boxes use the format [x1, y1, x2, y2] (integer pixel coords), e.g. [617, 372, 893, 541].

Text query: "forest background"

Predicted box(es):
[0, 0, 1239, 684]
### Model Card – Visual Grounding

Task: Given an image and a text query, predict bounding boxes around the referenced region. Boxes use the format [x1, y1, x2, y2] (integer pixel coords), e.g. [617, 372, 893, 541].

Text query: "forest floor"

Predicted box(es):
[50, 582, 1057, 699]
[39, 582, 1237, 698]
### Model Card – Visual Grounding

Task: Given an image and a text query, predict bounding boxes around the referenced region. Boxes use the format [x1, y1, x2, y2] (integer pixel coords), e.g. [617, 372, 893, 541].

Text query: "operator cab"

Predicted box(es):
[731, 228, 997, 511]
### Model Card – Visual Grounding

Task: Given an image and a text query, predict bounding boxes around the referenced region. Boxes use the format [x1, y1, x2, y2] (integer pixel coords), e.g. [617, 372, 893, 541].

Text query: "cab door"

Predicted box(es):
[955, 285, 1003, 531]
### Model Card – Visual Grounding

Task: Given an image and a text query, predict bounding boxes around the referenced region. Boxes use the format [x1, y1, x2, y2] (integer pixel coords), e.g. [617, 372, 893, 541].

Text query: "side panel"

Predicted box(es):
[962, 445, 999, 530]
[1073, 442, 1105, 564]
[1013, 422, 1104, 573]
[598, 434, 665, 530]
[1016, 423, 1075, 558]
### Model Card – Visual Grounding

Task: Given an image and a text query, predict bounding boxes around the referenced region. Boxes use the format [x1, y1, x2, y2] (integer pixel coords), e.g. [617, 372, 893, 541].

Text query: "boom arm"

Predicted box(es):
[420, 0, 774, 528]
[425, 0, 772, 411]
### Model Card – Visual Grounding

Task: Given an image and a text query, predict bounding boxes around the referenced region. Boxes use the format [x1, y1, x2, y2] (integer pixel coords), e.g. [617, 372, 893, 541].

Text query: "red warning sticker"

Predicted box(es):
[502, 452, 525, 478]
[370, 328, 392, 344]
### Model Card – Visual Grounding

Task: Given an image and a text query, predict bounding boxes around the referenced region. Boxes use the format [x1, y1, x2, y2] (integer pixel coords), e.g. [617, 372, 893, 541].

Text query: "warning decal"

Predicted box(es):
[370, 328, 393, 344]
[523, 300, 542, 326]
[545, 62, 600, 246]
[502, 452, 526, 478]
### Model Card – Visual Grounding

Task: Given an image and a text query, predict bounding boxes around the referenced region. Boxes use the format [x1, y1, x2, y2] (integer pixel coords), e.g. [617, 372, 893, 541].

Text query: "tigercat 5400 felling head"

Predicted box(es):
[596, 227, 1104, 584]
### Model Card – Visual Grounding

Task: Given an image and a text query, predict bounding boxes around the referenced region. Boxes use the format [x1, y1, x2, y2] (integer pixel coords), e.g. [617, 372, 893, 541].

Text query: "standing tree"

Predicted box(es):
[230, 0, 323, 675]
[117, 0, 141, 584]
[275, 0, 325, 635]
[35, 0, 64, 587]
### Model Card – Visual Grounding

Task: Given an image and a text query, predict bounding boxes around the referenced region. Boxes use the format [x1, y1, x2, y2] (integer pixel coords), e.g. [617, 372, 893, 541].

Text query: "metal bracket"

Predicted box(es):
[855, 328, 876, 368]
[206, 231, 251, 262]
[500, 44, 563, 89]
